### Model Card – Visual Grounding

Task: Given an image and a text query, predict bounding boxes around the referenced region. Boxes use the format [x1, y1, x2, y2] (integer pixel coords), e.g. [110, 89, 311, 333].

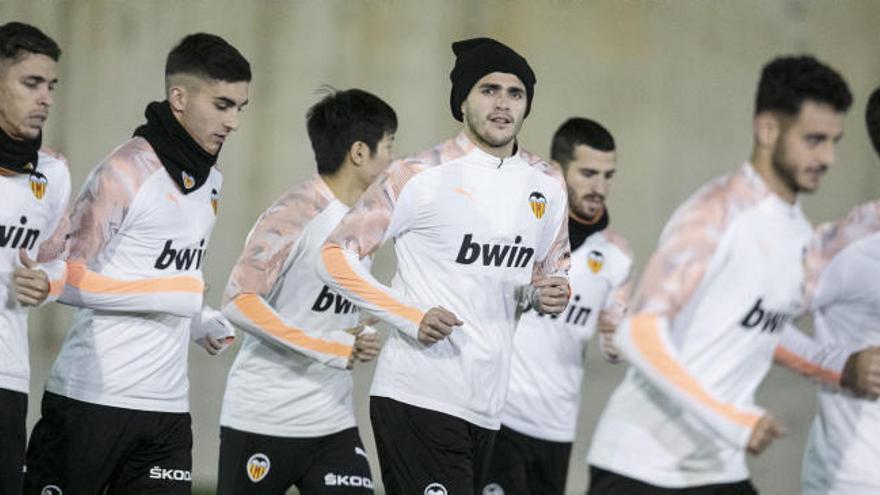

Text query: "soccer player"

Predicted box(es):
[24, 33, 250, 494]
[0, 21, 67, 494]
[216, 88, 394, 494]
[482, 118, 633, 495]
[772, 86, 880, 495]
[318, 37, 571, 494]
[586, 55, 851, 494]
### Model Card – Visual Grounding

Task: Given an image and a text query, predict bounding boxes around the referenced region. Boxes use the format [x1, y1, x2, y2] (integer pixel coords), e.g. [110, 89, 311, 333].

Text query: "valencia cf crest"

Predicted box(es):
[181, 171, 195, 190]
[246, 453, 270, 482]
[211, 188, 219, 216]
[588, 250, 604, 273]
[29, 171, 48, 200]
[528, 191, 547, 219]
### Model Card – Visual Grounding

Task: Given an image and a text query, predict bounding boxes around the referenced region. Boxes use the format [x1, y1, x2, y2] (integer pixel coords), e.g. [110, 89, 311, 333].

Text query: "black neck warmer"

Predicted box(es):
[133, 100, 216, 194]
[0, 124, 41, 174]
[569, 208, 609, 251]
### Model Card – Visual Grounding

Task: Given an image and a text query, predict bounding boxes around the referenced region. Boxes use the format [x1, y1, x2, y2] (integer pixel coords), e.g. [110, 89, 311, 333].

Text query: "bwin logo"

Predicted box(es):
[740, 298, 794, 333]
[0, 216, 40, 250]
[311, 285, 359, 314]
[148, 466, 191, 481]
[455, 234, 534, 268]
[530, 294, 592, 326]
[154, 239, 207, 270]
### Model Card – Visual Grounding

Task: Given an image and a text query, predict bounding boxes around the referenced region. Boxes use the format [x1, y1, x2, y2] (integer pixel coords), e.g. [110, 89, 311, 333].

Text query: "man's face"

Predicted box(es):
[357, 132, 395, 187]
[0, 53, 57, 140]
[771, 101, 844, 194]
[173, 78, 249, 155]
[563, 144, 617, 220]
[461, 72, 527, 151]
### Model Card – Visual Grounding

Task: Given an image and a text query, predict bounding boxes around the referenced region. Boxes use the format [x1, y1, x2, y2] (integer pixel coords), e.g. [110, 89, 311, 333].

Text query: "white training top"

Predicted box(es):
[318, 131, 571, 430]
[46, 137, 219, 413]
[0, 149, 70, 394]
[221, 175, 366, 437]
[501, 227, 633, 442]
[776, 201, 880, 495]
[588, 163, 811, 487]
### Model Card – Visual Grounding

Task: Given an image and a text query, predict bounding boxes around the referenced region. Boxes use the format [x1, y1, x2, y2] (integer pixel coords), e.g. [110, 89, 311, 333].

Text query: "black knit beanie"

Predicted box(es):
[449, 37, 536, 122]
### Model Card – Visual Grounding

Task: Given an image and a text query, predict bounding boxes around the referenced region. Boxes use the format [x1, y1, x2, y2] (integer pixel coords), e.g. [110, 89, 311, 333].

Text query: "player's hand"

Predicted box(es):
[417, 307, 462, 345]
[13, 249, 50, 307]
[841, 346, 880, 398]
[597, 313, 620, 361]
[533, 276, 569, 315]
[747, 414, 784, 456]
[202, 334, 233, 356]
[352, 330, 381, 363]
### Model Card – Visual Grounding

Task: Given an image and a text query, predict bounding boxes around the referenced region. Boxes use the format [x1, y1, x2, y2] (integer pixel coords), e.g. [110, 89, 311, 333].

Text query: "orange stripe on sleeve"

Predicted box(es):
[321, 245, 424, 326]
[774, 345, 841, 385]
[232, 294, 352, 358]
[66, 261, 203, 294]
[630, 314, 761, 429]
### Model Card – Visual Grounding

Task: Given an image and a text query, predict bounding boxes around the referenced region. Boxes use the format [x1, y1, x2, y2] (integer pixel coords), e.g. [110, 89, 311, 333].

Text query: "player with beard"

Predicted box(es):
[586, 55, 852, 493]
[768, 86, 880, 494]
[25, 33, 249, 494]
[0, 22, 68, 494]
[482, 118, 633, 495]
[318, 38, 571, 494]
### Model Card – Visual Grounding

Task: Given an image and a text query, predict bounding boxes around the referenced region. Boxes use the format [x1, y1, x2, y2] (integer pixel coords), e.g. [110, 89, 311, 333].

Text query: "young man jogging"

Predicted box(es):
[0, 21, 68, 494]
[217, 88, 394, 494]
[773, 86, 880, 495]
[25, 33, 250, 494]
[318, 37, 571, 494]
[587, 55, 852, 494]
[483, 117, 633, 495]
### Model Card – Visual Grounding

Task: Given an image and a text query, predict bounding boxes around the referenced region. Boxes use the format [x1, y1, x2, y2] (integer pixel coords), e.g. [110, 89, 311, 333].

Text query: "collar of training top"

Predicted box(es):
[454, 131, 524, 169]
[0, 123, 41, 175]
[569, 208, 609, 252]
[133, 100, 217, 194]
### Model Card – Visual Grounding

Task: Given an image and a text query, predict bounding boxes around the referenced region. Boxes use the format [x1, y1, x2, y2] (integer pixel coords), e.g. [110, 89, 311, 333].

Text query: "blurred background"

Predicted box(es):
[4, 0, 880, 492]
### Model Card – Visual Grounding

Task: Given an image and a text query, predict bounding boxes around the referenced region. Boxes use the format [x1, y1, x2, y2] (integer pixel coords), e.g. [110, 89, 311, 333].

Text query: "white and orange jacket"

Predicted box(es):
[317, 132, 570, 430]
[502, 227, 633, 442]
[770, 201, 880, 494]
[220, 175, 364, 437]
[0, 150, 70, 395]
[46, 137, 219, 413]
[588, 163, 811, 487]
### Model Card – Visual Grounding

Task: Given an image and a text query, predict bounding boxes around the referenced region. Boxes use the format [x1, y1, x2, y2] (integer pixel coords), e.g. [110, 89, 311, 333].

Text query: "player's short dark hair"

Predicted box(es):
[166, 33, 251, 83]
[0, 22, 61, 64]
[755, 55, 851, 117]
[550, 117, 615, 168]
[866, 87, 880, 158]
[307, 88, 398, 175]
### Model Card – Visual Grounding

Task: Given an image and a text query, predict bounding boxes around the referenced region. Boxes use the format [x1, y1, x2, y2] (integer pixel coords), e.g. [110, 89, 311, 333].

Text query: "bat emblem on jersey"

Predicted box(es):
[588, 250, 604, 273]
[528, 191, 547, 219]
[29, 171, 48, 200]
[246, 453, 270, 482]
[181, 171, 195, 190]
[211, 188, 219, 215]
